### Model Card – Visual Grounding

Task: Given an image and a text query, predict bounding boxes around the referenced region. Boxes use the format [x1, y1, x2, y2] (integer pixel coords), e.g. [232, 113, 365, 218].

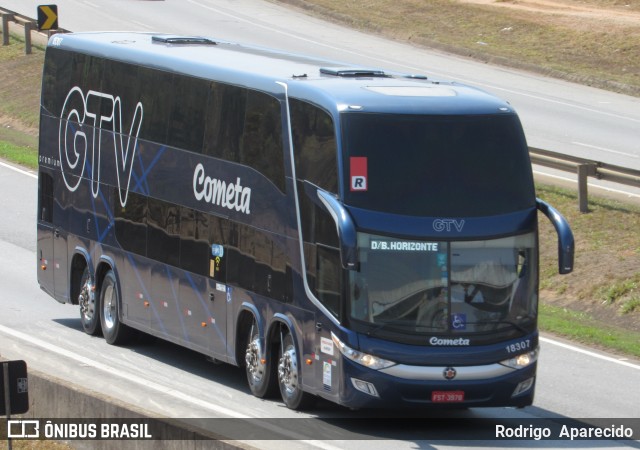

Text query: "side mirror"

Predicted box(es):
[537, 199, 574, 274]
[305, 183, 358, 270]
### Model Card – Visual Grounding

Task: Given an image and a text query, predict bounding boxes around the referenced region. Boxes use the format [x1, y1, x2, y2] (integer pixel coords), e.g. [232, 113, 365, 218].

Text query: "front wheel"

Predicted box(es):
[79, 267, 100, 336]
[99, 270, 134, 345]
[278, 331, 315, 410]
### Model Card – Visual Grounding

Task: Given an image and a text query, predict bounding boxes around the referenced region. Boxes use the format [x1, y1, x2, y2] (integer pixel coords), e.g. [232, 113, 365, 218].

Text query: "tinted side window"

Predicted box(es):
[101, 59, 139, 133]
[167, 76, 209, 153]
[250, 229, 289, 301]
[243, 90, 285, 191]
[226, 224, 255, 292]
[84, 55, 104, 90]
[204, 84, 285, 191]
[290, 99, 341, 318]
[290, 99, 337, 193]
[224, 223, 290, 302]
[180, 208, 209, 276]
[297, 180, 338, 248]
[42, 49, 91, 115]
[42, 48, 72, 114]
[204, 82, 246, 160]
[38, 172, 54, 223]
[147, 198, 180, 267]
[137, 67, 174, 146]
[179, 208, 227, 282]
[114, 191, 147, 256]
[317, 245, 342, 320]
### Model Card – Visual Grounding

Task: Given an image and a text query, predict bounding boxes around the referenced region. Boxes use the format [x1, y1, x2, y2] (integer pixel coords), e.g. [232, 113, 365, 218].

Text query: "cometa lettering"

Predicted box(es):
[429, 337, 470, 346]
[193, 163, 251, 214]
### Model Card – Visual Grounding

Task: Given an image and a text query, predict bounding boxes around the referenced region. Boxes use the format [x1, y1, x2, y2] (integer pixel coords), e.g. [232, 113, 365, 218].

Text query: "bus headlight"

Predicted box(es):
[500, 347, 539, 369]
[331, 332, 396, 370]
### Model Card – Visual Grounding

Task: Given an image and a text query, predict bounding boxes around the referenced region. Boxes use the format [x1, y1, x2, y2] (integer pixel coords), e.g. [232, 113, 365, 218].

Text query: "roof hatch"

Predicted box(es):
[152, 35, 217, 46]
[320, 67, 387, 77]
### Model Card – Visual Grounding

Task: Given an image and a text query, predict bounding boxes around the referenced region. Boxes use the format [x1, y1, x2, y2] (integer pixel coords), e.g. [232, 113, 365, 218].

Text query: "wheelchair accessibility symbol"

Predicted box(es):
[452, 314, 466, 330]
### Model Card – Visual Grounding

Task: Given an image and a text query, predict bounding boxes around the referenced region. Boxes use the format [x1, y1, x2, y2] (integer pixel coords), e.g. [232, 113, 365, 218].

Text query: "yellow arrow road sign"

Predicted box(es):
[37, 5, 58, 31]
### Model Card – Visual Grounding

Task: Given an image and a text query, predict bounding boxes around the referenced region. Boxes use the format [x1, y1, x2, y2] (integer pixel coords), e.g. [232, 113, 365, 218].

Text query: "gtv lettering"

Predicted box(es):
[433, 218, 465, 232]
[59, 86, 143, 207]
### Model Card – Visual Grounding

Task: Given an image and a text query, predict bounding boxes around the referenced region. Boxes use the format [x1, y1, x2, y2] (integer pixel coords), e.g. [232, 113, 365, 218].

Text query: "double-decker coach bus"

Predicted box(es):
[37, 32, 574, 410]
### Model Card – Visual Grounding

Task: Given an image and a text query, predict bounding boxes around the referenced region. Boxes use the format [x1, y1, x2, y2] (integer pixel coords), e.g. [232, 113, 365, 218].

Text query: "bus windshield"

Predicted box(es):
[349, 232, 537, 339]
[341, 113, 535, 217]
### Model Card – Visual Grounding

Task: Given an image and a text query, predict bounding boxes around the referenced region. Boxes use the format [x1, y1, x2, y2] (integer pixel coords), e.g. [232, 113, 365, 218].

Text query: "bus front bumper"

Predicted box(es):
[336, 359, 537, 409]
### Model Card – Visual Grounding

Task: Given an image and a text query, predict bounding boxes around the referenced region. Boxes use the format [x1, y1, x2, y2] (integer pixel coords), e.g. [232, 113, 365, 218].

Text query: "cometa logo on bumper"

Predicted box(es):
[193, 163, 252, 214]
[429, 337, 470, 346]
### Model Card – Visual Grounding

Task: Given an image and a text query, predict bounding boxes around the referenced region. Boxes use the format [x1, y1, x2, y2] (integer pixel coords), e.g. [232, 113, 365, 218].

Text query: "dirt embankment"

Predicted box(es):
[460, 0, 640, 29]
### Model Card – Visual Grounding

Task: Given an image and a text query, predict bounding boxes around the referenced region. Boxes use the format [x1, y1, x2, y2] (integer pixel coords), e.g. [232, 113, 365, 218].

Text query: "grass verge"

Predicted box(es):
[0, 141, 38, 168]
[539, 304, 640, 359]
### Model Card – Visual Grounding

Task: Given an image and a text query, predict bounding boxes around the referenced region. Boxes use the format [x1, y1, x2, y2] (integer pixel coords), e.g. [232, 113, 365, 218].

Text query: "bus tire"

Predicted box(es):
[278, 331, 315, 410]
[245, 319, 278, 398]
[99, 270, 134, 345]
[78, 267, 101, 336]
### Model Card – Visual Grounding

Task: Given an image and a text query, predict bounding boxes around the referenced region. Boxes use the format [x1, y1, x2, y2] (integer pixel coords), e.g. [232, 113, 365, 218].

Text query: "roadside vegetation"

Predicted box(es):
[272, 0, 640, 96]
[537, 184, 640, 357]
[5, 440, 72, 450]
[1, 4, 639, 359]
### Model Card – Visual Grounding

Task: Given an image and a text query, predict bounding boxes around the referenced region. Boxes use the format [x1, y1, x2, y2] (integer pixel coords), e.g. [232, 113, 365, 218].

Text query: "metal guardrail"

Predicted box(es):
[530, 147, 640, 212]
[1, 7, 66, 54]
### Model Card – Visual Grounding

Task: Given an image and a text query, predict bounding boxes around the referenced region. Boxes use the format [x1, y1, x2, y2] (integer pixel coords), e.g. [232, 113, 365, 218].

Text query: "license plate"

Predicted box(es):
[431, 390, 465, 403]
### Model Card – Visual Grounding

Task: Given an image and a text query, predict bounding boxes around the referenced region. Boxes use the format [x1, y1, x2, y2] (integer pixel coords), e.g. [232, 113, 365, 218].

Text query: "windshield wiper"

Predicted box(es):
[364, 317, 533, 338]
[366, 321, 446, 338]
[365, 321, 393, 338]
[465, 319, 533, 334]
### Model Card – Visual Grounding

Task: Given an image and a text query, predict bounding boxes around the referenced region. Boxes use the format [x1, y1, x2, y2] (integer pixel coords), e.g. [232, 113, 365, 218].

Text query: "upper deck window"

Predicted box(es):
[290, 98, 338, 193]
[42, 47, 286, 192]
[341, 113, 535, 217]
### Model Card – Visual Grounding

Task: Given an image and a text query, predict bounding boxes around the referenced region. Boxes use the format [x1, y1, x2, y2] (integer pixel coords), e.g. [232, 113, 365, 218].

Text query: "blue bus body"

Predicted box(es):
[37, 32, 573, 410]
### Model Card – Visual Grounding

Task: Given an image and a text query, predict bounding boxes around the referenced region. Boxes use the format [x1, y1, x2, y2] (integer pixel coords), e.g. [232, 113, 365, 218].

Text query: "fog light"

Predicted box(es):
[512, 377, 535, 397]
[351, 378, 379, 397]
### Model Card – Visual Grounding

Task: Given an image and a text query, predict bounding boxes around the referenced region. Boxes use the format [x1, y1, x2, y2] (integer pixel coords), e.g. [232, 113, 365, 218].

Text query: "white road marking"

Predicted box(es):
[129, 20, 154, 31]
[572, 141, 639, 159]
[0, 161, 37, 178]
[0, 324, 251, 418]
[540, 336, 640, 370]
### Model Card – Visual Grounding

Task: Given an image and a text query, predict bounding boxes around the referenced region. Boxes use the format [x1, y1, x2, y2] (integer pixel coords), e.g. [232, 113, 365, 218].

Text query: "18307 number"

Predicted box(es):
[505, 339, 531, 354]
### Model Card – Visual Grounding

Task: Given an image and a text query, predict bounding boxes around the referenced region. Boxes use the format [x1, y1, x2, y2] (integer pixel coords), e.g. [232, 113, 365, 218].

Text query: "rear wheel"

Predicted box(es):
[245, 319, 278, 398]
[100, 270, 134, 345]
[278, 331, 315, 410]
[78, 267, 100, 336]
